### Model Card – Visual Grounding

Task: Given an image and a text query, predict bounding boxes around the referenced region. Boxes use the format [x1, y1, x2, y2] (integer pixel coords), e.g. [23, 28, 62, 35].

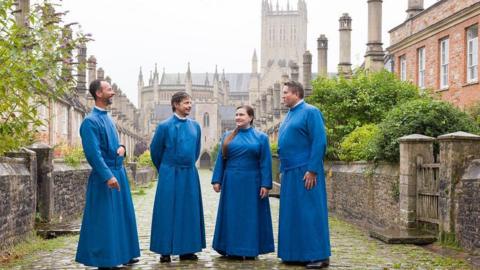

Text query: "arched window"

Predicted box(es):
[203, 112, 210, 127]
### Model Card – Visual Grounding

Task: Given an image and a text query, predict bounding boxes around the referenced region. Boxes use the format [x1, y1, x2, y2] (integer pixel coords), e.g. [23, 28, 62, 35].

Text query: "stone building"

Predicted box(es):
[387, 0, 480, 108]
[137, 64, 250, 167]
[35, 46, 143, 156]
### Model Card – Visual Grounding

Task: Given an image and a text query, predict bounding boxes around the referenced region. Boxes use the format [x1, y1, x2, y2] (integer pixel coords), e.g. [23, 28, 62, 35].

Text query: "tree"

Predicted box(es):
[307, 69, 421, 159]
[0, 0, 89, 155]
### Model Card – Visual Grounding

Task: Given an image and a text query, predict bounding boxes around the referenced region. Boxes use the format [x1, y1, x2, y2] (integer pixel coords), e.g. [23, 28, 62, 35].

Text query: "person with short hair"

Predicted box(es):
[211, 105, 274, 259]
[277, 81, 331, 269]
[149, 91, 206, 263]
[76, 79, 140, 269]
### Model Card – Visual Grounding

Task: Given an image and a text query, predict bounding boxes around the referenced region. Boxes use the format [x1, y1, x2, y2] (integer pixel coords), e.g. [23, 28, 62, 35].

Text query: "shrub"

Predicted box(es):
[137, 150, 154, 169]
[210, 143, 220, 165]
[0, 0, 89, 155]
[338, 124, 379, 162]
[308, 69, 421, 159]
[270, 142, 278, 156]
[374, 99, 479, 162]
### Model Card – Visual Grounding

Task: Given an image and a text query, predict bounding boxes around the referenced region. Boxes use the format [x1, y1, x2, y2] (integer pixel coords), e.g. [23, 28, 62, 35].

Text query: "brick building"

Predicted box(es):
[387, 0, 480, 109]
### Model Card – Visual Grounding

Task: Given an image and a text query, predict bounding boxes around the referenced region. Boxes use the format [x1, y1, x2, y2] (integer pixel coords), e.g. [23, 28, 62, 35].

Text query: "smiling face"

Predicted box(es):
[96, 81, 115, 106]
[174, 97, 192, 117]
[235, 107, 253, 129]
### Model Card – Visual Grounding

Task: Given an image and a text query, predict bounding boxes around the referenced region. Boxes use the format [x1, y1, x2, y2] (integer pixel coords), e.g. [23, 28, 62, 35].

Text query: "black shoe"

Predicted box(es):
[98, 267, 125, 270]
[160, 255, 171, 263]
[283, 261, 307, 266]
[179, 253, 198, 261]
[123, 258, 140, 266]
[305, 258, 330, 269]
[244, 256, 256, 260]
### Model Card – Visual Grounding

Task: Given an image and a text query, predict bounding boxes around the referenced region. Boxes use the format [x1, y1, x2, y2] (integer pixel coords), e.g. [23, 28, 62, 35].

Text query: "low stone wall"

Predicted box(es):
[126, 162, 156, 188]
[456, 160, 480, 254]
[51, 160, 91, 223]
[325, 161, 400, 229]
[0, 151, 36, 251]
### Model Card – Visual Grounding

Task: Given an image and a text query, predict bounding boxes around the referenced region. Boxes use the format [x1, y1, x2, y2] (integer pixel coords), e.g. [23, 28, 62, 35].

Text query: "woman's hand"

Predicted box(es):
[213, 183, 221, 193]
[259, 187, 269, 199]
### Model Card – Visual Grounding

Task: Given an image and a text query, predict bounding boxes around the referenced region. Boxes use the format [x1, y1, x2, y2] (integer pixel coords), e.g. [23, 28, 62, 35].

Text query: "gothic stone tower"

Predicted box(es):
[259, 0, 307, 88]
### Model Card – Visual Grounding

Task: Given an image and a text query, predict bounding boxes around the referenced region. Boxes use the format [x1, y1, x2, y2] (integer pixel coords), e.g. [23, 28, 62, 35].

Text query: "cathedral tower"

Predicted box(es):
[260, 0, 307, 80]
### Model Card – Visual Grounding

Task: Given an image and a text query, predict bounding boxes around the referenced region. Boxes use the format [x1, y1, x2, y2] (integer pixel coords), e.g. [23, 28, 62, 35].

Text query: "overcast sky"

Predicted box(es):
[57, 0, 437, 106]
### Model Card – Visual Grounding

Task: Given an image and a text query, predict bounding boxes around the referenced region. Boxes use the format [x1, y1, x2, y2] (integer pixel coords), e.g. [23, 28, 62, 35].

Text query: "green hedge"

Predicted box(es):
[339, 124, 379, 162]
[308, 69, 421, 159]
[374, 99, 479, 162]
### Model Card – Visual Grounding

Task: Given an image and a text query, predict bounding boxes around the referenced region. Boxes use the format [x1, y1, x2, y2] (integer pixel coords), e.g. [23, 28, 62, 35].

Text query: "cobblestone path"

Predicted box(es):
[9, 170, 471, 269]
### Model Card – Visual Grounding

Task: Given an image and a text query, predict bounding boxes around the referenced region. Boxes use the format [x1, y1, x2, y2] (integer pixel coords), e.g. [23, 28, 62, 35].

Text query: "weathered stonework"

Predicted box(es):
[325, 161, 400, 229]
[0, 153, 36, 251]
[457, 159, 480, 254]
[51, 160, 90, 223]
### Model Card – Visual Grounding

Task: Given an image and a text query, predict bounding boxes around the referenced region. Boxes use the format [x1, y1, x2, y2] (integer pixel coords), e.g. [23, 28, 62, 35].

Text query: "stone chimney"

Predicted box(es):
[317, 34, 328, 78]
[303, 51, 312, 97]
[407, 0, 424, 19]
[14, 0, 30, 27]
[338, 13, 352, 77]
[76, 43, 87, 96]
[364, 0, 385, 72]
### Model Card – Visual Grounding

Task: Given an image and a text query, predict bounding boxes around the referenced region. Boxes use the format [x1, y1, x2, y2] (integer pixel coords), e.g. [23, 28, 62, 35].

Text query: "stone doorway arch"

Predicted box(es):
[200, 152, 211, 168]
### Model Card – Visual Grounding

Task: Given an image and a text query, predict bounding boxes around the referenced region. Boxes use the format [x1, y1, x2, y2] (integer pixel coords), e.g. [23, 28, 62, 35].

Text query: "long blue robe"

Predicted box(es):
[211, 127, 274, 257]
[75, 107, 140, 267]
[277, 101, 331, 262]
[150, 115, 206, 255]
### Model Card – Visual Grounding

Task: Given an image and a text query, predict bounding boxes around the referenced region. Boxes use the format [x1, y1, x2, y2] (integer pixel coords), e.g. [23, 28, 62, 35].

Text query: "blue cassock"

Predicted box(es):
[149, 115, 206, 255]
[277, 101, 331, 262]
[211, 127, 274, 257]
[75, 107, 140, 268]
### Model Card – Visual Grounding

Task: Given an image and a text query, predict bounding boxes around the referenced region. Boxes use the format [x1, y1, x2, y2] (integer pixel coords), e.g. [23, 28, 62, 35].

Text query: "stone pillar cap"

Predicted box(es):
[29, 142, 52, 149]
[398, 134, 435, 142]
[437, 131, 480, 141]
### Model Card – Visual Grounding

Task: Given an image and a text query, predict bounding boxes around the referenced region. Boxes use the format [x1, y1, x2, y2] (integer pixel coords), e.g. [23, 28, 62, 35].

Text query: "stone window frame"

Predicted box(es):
[203, 112, 210, 128]
[417, 47, 426, 89]
[466, 24, 478, 83]
[400, 55, 407, 81]
[439, 37, 449, 90]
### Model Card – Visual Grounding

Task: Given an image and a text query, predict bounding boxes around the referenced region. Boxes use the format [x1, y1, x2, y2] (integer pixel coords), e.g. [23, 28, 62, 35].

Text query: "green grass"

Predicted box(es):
[0, 234, 77, 269]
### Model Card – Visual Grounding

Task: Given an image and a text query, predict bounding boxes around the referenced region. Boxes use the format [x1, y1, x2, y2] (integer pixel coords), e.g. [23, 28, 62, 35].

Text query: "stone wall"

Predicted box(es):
[456, 160, 480, 254]
[126, 163, 156, 188]
[325, 161, 400, 229]
[51, 160, 90, 223]
[0, 151, 36, 250]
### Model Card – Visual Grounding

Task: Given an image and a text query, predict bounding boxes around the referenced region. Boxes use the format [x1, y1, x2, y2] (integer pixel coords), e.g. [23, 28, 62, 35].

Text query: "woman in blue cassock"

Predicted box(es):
[150, 92, 206, 263]
[76, 79, 140, 268]
[211, 105, 274, 259]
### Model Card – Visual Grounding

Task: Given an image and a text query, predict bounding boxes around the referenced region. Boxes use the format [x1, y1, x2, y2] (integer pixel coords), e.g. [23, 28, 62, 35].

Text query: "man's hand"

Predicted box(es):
[117, 146, 126, 157]
[213, 183, 221, 193]
[259, 187, 269, 199]
[107, 177, 120, 191]
[303, 171, 317, 190]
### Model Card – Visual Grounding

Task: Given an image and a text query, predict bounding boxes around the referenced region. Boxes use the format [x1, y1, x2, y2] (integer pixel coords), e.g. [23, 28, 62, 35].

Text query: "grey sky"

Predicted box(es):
[58, 0, 437, 106]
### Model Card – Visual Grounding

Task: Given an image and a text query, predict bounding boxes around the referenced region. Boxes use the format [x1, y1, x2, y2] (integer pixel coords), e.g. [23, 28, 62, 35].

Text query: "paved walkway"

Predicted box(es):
[11, 170, 471, 269]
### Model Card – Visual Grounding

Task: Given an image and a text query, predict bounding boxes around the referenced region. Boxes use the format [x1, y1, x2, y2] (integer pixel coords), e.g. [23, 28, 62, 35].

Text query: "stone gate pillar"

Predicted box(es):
[437, 132, 480, 234]
[399, 134, 435, 229]
[28, 143, 54, 222]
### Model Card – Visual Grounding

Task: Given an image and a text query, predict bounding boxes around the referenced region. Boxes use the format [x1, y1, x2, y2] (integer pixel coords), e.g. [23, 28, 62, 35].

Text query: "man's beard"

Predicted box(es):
[105, 97, 113, 105]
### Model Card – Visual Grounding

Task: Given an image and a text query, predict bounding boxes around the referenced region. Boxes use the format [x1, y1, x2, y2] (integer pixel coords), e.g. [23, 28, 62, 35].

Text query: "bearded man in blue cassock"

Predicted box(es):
[76, 79, 140, 269]
[149, 91, 206, 263]
[277, 81, 331, 269]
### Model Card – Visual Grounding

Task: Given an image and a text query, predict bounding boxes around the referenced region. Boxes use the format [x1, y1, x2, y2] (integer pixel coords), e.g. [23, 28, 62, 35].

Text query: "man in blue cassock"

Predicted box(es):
[150, 91, 206, 263]
[277, 81, 331, 269]
[76, 79, 140, 269]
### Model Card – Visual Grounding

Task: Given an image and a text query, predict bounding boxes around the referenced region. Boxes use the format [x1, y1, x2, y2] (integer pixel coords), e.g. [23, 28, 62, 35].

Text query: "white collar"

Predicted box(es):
[174, 113, 187, 120]
[292, 99, 304, 109]
[95, 106, 107, 111]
